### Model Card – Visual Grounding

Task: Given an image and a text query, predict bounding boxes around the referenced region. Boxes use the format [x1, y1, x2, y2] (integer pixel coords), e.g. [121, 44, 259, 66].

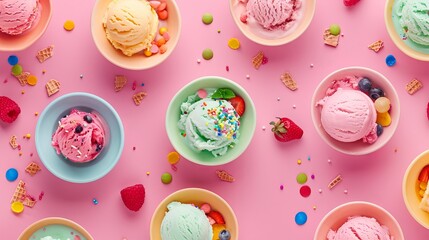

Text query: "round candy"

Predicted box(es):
[11, 64, 23, 76]
[374, 97, 391, 113]
[202, 48, 213, 60]
[197, 89, 207, 98]
[64, 20, 75, 31]
[167, 151, 180, 165]
[11, 201, 24, 214]
[296, 173, 307, 184]
[376, 112, 392, 127]
[202, 13, 213, 25]
[300, 185, 311, 198]
[8, 55, 19, 66]
[6, 168, 18, 182]
[228, 38, 240, 50]
[26, 75, 38, 86]
[159, 27, 168, 35]
[295, 211, 307, 225]
[161, 172, 172, 184]
[329, 24, 341, 36]
[385, 54, 396, 66]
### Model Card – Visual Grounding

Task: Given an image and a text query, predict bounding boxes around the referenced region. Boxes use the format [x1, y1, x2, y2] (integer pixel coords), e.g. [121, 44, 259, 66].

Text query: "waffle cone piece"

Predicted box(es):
[132, 91, 147, 106]
[368, 40, 384, 53]
[406, 79, 423, 95]
[328, 175, 342, 189]
[36, 45, 54, 63]
[13, 71, 30, 86]
[323, 29, 339, 47]
[280, 72, 298, 91]
[9, 135, 18, 149]
[45, 79, 61, 96]
[11, 180, 27, 203]
[252, 51, 264, 69]
[25, 162, 41, 176]
[216, 170, 235, 182]
[115, 75, 127, 92]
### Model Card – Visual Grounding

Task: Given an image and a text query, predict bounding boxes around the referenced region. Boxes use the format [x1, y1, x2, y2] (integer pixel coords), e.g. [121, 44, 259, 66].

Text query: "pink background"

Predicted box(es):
[1, 0, 429, 239]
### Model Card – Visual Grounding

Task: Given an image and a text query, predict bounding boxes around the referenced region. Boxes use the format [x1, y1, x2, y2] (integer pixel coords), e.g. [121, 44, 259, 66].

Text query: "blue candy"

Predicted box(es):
[6, 168, 18, 182]
[7, 55, 19, 66]
[295, 211, 307, 225]
[385, 54, 396, 67]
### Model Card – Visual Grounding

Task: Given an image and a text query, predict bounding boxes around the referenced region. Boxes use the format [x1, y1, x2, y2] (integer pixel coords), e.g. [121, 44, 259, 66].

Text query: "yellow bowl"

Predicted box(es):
[229, 0, 316, 46]
[91, 0, 181, 70]
[403, 149, 429, 229]
[385, 0, 429, 61]
[0, 0, 52, 51]
[150, 188, 238, 240]
[311, 66, 400, 155]
[18, 217, 93, 239]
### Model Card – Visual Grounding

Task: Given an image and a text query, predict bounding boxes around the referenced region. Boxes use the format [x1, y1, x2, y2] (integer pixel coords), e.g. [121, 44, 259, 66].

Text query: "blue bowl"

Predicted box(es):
[35, 92, 124, 183]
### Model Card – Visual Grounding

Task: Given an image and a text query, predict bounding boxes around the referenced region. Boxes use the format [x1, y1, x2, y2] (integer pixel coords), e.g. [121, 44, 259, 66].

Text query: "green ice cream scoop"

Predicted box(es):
[396, 0, 429, 45]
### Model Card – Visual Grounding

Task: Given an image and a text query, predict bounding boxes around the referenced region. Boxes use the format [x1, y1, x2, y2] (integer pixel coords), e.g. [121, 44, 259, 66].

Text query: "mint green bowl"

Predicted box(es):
[166, 76, 256, 166]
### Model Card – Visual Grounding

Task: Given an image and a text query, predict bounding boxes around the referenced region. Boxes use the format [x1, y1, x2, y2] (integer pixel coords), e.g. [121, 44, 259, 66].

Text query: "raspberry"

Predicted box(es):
[343, 0, 360, 6]
[120, 184, 145, 212]
[0, 96, 21, 123]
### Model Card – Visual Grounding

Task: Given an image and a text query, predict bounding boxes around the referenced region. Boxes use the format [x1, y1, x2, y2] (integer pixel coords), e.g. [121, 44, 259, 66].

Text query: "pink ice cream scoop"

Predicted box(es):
[0, 0, 41, 35]
[244, 0, 302, 31]
[52, 109, 106, 163]
[318, 89, 378, 143]
[327, 216, 392, 240]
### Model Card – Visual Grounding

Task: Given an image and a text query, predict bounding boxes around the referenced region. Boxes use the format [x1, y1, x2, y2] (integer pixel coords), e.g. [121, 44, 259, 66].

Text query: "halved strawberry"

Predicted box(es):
[228, 96, 245, 116]
[207, 210, 225, 224]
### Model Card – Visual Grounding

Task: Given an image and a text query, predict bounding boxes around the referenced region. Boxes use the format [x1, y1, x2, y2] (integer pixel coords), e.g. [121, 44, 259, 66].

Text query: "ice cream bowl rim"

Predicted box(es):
[18, 217, 94, 239]
[314, 201, 404, 240]
[150, 188, 239, 240]
[385, 0, 429, 61]
[165, 75, 257, 166]
[90, 0, 182, 70]
[229, 0, 316, 46]
[35, 92, 124, 183]
[402, 149, 429, 229]
[0, 0, 52, 51]
[310, 66, 400, 155]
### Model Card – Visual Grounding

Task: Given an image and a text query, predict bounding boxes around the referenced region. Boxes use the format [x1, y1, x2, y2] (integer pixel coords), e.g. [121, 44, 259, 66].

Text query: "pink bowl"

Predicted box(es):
[314, 201, 404, 240]
[310, 66, 400, 155]
[0, 0, 52, 51]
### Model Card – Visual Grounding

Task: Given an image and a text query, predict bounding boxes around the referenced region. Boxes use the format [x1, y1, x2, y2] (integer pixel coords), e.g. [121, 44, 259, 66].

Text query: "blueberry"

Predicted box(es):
[75, 125, 83, 133]
[369, 87, 384, 100]
[358, 77, 372, 92]
[219, 230, 231, 240]
[96, 144, 102, 152]
[83, 115, 93, 123]
[376, 124, 383, 136]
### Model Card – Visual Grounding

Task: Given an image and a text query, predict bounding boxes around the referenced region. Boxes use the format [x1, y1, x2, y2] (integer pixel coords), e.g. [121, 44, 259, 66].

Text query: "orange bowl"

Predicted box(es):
[18, 217, 93, 239]
[0, 0, 52, 51]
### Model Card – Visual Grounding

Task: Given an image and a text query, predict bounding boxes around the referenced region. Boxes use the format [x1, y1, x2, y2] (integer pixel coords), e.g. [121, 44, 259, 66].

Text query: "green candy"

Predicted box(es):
[202, 48, 213, 60]
[296, 173, 308, 184]
[161, 172, 172, 184]
[11, 64, 23, 76]
[329, 24, 341, 36]
[202, 13, 213, 25]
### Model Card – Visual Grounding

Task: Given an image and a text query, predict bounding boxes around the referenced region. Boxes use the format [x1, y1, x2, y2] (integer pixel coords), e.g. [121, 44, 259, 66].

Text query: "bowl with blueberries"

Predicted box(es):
[311, 66, 400, 155]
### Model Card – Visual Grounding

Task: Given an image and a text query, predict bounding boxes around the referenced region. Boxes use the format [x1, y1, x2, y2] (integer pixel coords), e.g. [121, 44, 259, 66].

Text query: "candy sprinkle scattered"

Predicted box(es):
[313, 206, 317, 210]
[228, 38, 240, 50]
[146, 171, 150, 176]
[167, 151, 180, 165]
[202, 48, 214, 60]
[295, 211, 307, 225]
[344, 189, 348, 194]
[311, 174, 315, 180]
[262, 126, 266, 131]
[80, 74, 83, 79]
[280, 185, 284, 190]
[318, 189, 322, 193]
[297, 159, 302, 165]
[202, 13, 213, 25]
[92, 198, 99, 205]
[11, 201, 24, 214]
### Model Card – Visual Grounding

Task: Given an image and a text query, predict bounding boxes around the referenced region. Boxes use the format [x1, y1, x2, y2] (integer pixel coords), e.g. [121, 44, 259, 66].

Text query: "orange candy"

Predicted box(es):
[156, 37, 166, 47]
[160, 45, 167, 54]
[157, 2, 167, 11]
[158, 10, 168, 20]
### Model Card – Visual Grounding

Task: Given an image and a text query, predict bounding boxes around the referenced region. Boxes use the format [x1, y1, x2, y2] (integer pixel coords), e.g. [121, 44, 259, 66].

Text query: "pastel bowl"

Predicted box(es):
[35, 92, 124, 183]
[229, 0, 316, 46]
[91, 0, 181, 70]
[311, 66, 400, 155]
[314, 201, 404, 240]
[385, 0, 429, 61]
[0, 0, 52, 51]
[150, 188, 238, 240]
[18, 217, 93, 239]
[165, 76, 256, 166]
[403, 149, 429, 229]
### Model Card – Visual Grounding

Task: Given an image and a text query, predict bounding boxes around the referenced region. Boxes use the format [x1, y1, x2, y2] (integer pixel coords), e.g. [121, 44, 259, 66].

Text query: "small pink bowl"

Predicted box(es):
[310, 66, 400, 155]
[403, 149, 429, 229]
[0, 0, 52, 51]
[314, 201, 404, 240]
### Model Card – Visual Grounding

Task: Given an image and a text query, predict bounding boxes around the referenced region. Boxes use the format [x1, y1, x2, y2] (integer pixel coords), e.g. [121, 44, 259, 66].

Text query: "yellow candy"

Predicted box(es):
[420, 189, 425, 198]
[159, 27, 168, 35]
[212, 224, 226, 240]
[143, 49, 152, 57]
[25, 133, 31, 139]
[63, 20, 75, 31]
[420, 181, 428, 190]
[27, 75, 38, 86]
[374, 97, 391, 113]
[167, 151, 180, 165]
[11, 201, 24, 214]
[228, 38, 240, 50]
[376, 112, 391, 127]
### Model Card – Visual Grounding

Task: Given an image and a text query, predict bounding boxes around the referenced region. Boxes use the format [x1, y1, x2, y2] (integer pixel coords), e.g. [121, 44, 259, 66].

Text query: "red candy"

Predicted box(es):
[343, 0, 360, 6]
[207, 210, 225, 224]
[200, 203, 211, 213]
[0, 96, 21, 123]
[418, 165, 429, 183]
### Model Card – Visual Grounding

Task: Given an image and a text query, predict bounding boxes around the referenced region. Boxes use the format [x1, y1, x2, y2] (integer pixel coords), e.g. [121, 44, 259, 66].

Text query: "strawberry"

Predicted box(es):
[228, 96, 245, 116]
[270, 117, 303, 142]
[120, 184, 145, 212]
[207, 210, 225, 224]
[0, 96, 21, 123]
[343, 0, 360, 6]
[419, 166, 429, 183]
